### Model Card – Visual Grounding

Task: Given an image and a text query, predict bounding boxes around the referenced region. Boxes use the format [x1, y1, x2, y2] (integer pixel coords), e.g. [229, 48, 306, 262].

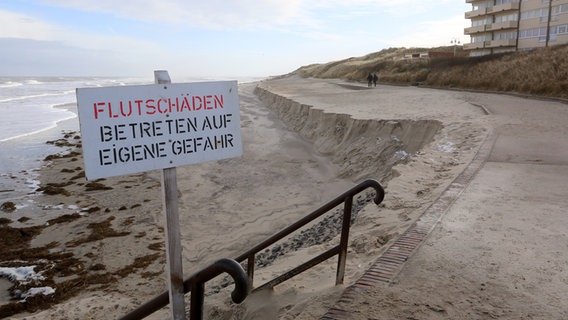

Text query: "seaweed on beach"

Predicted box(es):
[0, 211, 161, 318]
[66, 216, 130, 247]
[36, 185, 71, 196]
[70, 170, 86, 180]
[84, 181, 113, 191]
[0, 201, 16, 212]
[0, 223, 82, 317]
[0, 254, 162, 319]
[43, 151, 81, 161]
[47, 213, 82, 224]
[0, 129, 165, 318]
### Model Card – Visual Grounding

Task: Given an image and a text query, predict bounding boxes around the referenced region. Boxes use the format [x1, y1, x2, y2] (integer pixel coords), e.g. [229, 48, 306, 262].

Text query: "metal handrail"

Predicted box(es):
[119, 258, 249, 320]
[120, 179, 384, 319]
[235, 179, 384, 291]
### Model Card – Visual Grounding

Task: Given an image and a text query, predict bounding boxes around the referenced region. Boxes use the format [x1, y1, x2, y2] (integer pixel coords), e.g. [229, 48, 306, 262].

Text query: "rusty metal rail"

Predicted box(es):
[119, 258, 249, 320]
[235, 179, 384, 291]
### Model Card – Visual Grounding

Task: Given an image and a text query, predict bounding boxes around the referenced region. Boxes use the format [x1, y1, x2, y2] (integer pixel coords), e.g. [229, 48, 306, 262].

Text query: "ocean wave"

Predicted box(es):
[0, 113, 77, 143]
[24, 79, 44, 85]
[0, 91, 69, 103]
[0, 81, 23, 88]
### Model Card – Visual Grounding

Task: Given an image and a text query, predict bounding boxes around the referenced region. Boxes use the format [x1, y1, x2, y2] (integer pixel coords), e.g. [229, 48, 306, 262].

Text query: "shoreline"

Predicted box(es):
[1, 76, 490, 319]
[0, 102, 79, 204]
[0, 103, 77, 144]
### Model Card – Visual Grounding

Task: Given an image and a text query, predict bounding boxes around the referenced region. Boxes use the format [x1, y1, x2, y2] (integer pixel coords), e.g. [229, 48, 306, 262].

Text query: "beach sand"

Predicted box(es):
[1, 74, 547, 319]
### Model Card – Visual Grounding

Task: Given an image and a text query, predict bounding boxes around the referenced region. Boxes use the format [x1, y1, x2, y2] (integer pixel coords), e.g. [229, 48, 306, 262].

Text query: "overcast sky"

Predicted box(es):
[1, 0, 471, 78]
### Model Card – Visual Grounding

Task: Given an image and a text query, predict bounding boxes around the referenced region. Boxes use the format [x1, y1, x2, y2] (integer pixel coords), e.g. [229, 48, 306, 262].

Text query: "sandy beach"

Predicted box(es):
[1, 74, 566, 319]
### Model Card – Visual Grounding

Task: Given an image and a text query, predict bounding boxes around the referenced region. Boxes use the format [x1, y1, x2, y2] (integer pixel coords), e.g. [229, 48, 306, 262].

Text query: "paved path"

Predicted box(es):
[322, 92, 568, 319]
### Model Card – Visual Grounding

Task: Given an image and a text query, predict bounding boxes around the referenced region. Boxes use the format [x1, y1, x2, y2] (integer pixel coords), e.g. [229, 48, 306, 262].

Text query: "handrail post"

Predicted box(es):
[336, 195, 353, 285]
[190, 283, 205, 320]
[247, 255, 255, 289]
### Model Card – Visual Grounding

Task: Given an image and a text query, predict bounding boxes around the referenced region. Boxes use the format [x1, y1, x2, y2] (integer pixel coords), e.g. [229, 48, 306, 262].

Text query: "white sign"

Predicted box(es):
[76, 81, 242, 180]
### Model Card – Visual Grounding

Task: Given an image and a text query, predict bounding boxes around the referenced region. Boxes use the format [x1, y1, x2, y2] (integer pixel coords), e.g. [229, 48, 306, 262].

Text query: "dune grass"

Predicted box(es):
[296, 44, 568, 99]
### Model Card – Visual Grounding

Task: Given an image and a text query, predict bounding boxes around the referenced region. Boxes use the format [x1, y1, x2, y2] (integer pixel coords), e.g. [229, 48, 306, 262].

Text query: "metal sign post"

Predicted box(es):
[155, 70, 185, 319]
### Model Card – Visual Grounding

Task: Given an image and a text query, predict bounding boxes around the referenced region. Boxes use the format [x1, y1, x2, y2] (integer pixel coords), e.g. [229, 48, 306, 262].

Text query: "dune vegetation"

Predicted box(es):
[296, 44, 568, 99]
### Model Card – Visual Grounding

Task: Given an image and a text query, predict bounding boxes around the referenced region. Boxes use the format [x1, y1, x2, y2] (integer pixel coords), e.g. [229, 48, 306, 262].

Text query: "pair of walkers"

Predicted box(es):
[366, 73, 378, 87]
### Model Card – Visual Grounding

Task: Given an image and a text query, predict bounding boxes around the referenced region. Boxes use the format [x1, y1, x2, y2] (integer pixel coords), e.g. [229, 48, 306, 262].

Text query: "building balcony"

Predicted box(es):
[464, 25, 487, 34]
[465, 8, 487, 19]
[485, 39, 517, 48]
[487, 2, 520, 13]
[485, 20, 518, 31]
[464, 42, 486, 50]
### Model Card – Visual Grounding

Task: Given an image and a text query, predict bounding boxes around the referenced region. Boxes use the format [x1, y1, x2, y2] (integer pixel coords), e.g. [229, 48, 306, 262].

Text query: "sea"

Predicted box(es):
[0, 75, 263, 203]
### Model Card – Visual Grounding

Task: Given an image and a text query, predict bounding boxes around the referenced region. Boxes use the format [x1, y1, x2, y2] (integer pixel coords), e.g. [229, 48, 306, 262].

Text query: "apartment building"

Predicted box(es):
[464, 0, 568, 56]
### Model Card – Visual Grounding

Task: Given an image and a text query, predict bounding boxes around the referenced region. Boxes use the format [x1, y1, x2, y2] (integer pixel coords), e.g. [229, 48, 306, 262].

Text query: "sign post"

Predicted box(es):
[76, 71, 242, 319]
[155, 70, 185, 319]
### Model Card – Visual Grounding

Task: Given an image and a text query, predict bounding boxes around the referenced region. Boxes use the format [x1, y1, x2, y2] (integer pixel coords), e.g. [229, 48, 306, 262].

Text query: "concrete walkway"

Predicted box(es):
[322, 91, 568, 319]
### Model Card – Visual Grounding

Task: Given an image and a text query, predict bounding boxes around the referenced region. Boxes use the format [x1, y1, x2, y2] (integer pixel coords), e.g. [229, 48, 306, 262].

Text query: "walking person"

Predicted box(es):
[373, 73, 378, 87]
[367, 73, 373, 87]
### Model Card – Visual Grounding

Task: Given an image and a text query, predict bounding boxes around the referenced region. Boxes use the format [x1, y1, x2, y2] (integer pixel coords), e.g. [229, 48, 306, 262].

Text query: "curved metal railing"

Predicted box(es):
[119, 258, 249, 320]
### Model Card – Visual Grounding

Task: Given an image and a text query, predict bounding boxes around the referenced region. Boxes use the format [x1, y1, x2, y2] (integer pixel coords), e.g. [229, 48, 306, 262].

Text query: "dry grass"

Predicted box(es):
[296, 44, 568, 99]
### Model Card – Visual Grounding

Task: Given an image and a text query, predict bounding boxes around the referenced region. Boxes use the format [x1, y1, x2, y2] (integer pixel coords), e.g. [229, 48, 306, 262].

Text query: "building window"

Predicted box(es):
[472, 35, 491, 43]
[494, 31, 518, 40]
[473, 1, 493, 10]
[495, 0, 519, 5]
[552, 4, 568, 15]
[519, 27, 547, 39]
[550, 24, 568, 35]
[520, 8, 549, 21]
[472, 17, 492, 27]
[495, 13, 518, 23]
